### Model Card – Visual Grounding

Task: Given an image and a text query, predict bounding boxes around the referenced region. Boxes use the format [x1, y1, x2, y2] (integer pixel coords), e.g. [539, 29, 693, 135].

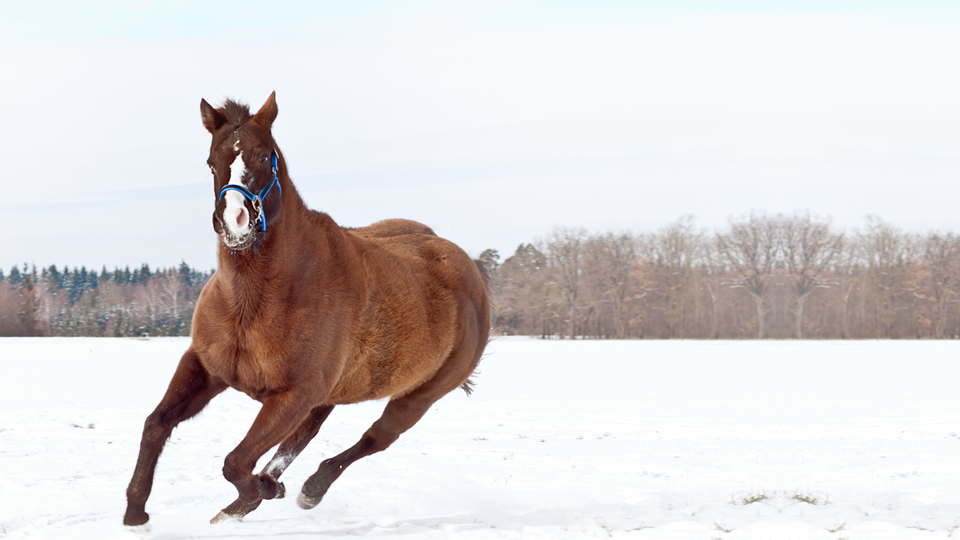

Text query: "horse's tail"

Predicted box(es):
[472, 258, 494, 326]
[459, 259, 494, 396]
[473, 258, 492, 291]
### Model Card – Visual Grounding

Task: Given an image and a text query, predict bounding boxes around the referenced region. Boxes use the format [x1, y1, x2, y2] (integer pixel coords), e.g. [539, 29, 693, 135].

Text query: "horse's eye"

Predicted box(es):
[258, 155, 268, 164]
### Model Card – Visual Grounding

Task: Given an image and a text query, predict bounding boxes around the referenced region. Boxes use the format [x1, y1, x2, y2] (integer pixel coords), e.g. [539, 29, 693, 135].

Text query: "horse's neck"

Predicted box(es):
[216, 196, 335, 304]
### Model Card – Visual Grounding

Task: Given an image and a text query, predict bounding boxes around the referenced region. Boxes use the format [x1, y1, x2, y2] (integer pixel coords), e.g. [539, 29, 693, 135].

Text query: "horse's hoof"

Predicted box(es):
[210, 511, 234, 524]
[297, 491, 321, 510]
[210, 497, 262, 524]
[123, 509, 150, 526]
[299, 468, 336, 510]
[275, 481, 286, 499]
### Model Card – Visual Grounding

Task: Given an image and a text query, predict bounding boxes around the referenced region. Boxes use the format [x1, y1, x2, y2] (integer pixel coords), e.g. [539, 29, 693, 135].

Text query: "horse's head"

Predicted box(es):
[201, 92, 282, 253]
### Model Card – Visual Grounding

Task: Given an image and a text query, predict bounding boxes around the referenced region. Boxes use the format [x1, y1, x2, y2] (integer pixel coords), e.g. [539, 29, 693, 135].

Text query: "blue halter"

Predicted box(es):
[217, 152, 282, 232]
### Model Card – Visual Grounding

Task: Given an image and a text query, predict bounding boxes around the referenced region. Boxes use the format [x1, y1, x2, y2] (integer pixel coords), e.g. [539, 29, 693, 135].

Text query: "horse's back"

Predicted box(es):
[346, 218, 475, 289]
[346, 219, 481, 293]
[348, 219, 436, 240]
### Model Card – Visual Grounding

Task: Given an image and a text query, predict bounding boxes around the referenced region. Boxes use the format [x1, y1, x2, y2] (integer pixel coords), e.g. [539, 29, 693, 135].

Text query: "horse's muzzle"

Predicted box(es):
[216, 194, 259, 250]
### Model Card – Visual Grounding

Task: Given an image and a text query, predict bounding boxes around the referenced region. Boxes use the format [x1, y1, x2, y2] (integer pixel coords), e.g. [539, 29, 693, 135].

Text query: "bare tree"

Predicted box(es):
[582, 231, 639, 338]
[494, 243, 550, 336]
[716, 212, 778, 339]
[542, 227, 589, 339]
[653, 216, 706, 338]
[854, 217, 909, 338]
[922, 232, 960, 338]
[781, 212, 843, 338]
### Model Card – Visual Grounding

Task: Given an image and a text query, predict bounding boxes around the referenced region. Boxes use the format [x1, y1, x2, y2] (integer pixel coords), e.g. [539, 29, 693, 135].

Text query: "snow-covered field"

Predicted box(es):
[1, 337, 959, 539]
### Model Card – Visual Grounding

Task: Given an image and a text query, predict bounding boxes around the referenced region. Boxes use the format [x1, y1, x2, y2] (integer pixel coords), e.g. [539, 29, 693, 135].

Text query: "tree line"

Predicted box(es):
[4, 211, 960, 339]
[487, 212, 960, 339]
[0, 262, 211, 337]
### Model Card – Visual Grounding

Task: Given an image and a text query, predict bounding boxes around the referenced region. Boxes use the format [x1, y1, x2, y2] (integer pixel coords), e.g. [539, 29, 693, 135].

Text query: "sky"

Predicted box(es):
[2, 1, 959, 271]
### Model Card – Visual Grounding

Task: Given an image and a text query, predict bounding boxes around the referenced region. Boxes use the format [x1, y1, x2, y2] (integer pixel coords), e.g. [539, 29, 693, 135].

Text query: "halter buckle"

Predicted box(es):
[252, 196, 264, 226]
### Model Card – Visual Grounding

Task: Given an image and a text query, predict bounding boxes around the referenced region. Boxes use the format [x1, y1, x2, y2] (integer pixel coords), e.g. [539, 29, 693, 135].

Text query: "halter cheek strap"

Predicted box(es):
[217, 152, 282, 232]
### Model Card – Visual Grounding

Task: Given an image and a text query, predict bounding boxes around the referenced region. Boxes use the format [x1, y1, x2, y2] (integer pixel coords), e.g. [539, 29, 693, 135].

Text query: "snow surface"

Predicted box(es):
[1, 337, 959, 539]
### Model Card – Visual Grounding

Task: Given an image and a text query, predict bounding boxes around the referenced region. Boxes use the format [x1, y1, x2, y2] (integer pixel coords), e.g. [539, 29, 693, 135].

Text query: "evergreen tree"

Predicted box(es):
[478, 248, 501, 272]
[47, 265, 63, 289]
[179, 260, 193, 286]
[8, 266, 21, 287]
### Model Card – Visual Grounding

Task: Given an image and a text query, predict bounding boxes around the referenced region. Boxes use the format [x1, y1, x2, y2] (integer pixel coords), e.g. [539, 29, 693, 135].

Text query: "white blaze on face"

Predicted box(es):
[222, 149, 251, 235]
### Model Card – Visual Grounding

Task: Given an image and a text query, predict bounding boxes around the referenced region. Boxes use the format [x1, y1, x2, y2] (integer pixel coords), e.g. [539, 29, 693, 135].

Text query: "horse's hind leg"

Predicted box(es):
[298, 346, 481, 510]
[211, 404, 335, 523]
[124, 349, 227, 526]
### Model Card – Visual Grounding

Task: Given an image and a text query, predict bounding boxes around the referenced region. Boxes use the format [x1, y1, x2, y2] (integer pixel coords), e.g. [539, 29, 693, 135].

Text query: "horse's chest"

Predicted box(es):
[203, 328, 288, 399]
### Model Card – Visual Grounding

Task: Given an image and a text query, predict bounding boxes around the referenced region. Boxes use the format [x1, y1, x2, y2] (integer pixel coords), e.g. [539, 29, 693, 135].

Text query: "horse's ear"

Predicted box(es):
[200, 99, 227, 134]
[252, 91, 278, 129]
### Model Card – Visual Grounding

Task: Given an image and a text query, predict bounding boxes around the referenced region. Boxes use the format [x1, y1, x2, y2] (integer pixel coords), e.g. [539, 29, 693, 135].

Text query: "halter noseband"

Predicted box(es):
[217, 151, 282, 232]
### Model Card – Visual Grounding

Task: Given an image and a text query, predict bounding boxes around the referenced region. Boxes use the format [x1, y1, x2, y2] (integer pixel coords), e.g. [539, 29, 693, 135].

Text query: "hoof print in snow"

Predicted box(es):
[127, 523, 151, 536]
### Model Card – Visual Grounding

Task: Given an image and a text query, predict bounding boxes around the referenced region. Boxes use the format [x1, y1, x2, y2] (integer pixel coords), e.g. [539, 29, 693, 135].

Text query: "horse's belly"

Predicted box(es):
[326, 338, 452, 404]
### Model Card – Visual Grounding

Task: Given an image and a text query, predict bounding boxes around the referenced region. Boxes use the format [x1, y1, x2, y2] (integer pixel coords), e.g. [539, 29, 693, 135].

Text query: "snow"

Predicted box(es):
[1, 337, 959, 539]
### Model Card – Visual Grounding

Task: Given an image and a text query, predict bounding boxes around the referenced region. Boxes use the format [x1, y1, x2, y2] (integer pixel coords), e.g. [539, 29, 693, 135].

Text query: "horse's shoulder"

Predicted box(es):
[346, 219, 436, 240]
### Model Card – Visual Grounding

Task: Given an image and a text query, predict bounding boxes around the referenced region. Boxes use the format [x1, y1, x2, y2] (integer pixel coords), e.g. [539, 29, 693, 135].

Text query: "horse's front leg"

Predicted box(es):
[222, 391, 315, 504]
[211, 404, 335, 523]
[124, 350, 227, 526]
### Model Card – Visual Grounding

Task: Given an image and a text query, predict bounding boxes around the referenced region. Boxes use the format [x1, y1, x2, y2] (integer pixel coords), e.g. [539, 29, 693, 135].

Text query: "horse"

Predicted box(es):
[123, 92, 491, 526]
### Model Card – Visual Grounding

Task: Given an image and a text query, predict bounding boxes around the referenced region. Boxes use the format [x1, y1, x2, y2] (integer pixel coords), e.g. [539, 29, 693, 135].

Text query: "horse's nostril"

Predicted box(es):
[222, 205, 250, 233]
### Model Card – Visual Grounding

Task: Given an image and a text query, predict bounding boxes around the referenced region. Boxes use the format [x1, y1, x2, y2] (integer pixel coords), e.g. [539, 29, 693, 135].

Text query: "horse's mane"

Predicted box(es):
[220, 99, 251, 125]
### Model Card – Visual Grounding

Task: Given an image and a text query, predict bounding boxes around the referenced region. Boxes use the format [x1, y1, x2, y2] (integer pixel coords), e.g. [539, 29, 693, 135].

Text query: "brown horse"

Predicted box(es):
[123, 92, 490, 526]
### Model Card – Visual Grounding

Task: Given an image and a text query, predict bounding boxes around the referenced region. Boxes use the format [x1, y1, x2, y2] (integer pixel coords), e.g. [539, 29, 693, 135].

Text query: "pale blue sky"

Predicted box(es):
[4, 1, 959, 44]
[2, 1, 960, 270]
